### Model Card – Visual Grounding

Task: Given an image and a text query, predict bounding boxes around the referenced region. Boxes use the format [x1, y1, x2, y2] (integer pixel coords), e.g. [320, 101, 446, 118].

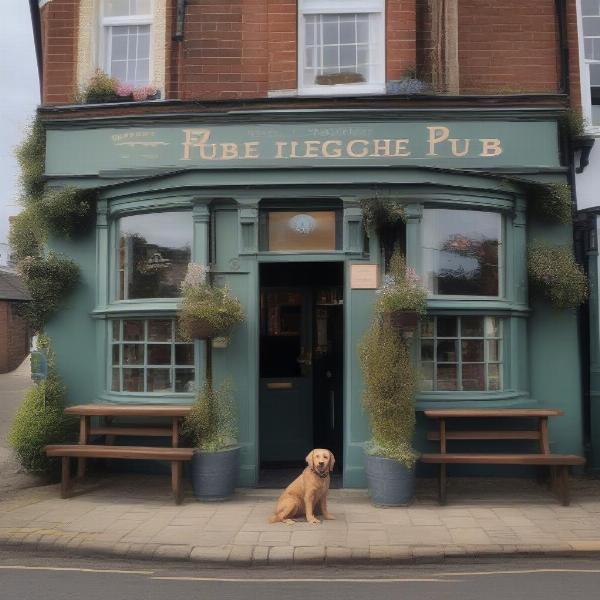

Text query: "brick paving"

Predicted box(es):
[1, 474, 600, 565]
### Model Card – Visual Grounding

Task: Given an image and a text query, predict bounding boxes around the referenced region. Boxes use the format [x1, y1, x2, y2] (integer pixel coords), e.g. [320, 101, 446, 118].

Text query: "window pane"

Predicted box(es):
[123, 344, 144, 365]
[488, 364, 501, 391]
[485, 317, 500, 337]
[462, 364, 485, 391]
[266, 211, 337, 251]
[148, 320, 172, 342]
[323, 45, 339, 70]
[175, 344, 194, 365]
[423, 209, 501, 296]
[487, 340, 500, 362]
[112, 320, 121, 341]
[123, 368, 144, 392]
[147, 344, 171, 365]
[437, 340, 458, 362]
[437, 316, 457, 337]
[111, 32, 128, 60]
[175, 369, 195, 392]
[584, 16, 600, 36]
[421, 317, 435, 337]
[123, 320, 144, 341]
[112, 345, 120, 364]
[118, 212, 192, 299]
[147, 368, 172, 392]
[421, 339, 434, 361]
[461, 316, 484, 337]
[111, 368, 121, 391]
[105, 0, 130, 17]
[591, 63, 600, 86]
[583, 0, 600, 15]
[421, 362, 434, 391]
[462, 340, 484, 362]
[322, 16, 339, 45]
[437, 364, 458, 390]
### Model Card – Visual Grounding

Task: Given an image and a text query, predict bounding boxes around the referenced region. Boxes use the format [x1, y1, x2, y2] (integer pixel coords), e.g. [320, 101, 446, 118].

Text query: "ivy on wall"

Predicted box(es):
[9, 115, 97, 332]
[527, 182, 572, 225]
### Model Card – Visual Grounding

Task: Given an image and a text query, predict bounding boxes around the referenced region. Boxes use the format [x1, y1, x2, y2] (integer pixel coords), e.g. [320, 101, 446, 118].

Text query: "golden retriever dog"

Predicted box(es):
[269, 449, 335, 525]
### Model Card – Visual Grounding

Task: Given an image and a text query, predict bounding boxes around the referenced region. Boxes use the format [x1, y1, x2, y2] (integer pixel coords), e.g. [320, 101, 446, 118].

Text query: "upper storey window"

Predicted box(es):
[298, 0, 385, 96]
[101, 0, 153, 86]
[581, 0, 600, 128]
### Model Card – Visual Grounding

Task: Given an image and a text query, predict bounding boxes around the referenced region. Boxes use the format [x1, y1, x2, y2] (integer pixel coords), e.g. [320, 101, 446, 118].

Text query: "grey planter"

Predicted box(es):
[191, 446, 240, 501]
[365, 454, 416, 506]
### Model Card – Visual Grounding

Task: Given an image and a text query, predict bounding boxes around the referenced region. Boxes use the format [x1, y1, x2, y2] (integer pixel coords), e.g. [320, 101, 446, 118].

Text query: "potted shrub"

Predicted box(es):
[359, 319, 419, 506]
[178, 263, 244, 340]
[375, 249, 427, 336]
[183, 379, 240, 501]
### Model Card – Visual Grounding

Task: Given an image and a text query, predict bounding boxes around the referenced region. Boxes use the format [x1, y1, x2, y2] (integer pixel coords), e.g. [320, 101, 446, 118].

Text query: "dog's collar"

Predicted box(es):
[311, 468, 329, 479]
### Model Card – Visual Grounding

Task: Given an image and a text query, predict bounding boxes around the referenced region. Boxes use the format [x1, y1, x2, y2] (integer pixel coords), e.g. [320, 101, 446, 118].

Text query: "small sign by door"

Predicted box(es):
[351, 264, 379, 289]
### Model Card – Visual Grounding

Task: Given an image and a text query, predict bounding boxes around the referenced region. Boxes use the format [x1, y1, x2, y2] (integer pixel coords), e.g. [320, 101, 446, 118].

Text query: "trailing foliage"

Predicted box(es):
[8, 207, 45, 262]
[178, 263, 244, 340]
[374, 248, 428, 316]
[528, 241, 588, 309]
[75, 69, 159, 103]
[561, 109, 587, 139]
[18, 252, 81, 332]
[183, 379, 238, 452]
[359, 320, 418, 468]
[360, 197, 406, 233]
[37, 186, 96, 238]
[15, 115, 46, 200]
[8, 338, 77, 474]
[528, 183, 572, 225]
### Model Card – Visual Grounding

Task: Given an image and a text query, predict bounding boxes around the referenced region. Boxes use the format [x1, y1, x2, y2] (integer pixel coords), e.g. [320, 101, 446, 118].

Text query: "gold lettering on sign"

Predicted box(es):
[393, 139, 411, 157]
[304, 140, 321, 158]
[275, 141, 287, 159]
[221, 143, 239, 160]
[243, 141, 260, 159]
[450, 138, 471, 157]
[479, 139, 503, 157]
[347, 139, 370, 158]
[181, 128, 211, 160]
[427, 126, 450, 156]
[371, 139, 392, 157]
[322, 140, 343, 158]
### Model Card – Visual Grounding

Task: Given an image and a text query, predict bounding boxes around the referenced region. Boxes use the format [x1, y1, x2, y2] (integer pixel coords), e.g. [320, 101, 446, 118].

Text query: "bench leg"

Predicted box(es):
[556, 466, 570, 506]
[171, 461, 183, 505]
[61, 456, 72, 499]
[439, 464, 447, 505]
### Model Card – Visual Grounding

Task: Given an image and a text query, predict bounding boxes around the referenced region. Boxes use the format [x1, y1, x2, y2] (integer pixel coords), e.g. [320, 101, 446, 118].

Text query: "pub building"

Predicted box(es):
[31, 0, 585, 486]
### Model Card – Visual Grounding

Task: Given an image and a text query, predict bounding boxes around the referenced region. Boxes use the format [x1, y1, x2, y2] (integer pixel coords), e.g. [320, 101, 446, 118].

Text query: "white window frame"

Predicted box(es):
[298, 0, 386, 96]
[99, 0, 154, 86]
[577, 0, 600, 136]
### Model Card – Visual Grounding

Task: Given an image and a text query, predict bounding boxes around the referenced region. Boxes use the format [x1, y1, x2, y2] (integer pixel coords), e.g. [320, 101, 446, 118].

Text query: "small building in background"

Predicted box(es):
[0, 270, 31, 374]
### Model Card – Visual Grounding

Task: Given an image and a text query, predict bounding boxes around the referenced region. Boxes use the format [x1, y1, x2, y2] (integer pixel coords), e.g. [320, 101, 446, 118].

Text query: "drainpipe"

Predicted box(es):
[29, 0, 43, 92]
[555, 0, 569, 95]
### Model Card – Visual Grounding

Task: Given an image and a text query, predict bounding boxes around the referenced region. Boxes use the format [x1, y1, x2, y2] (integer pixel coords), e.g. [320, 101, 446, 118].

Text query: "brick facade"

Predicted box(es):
[0, 302, 30, 374]
[38, 0, 580, 104]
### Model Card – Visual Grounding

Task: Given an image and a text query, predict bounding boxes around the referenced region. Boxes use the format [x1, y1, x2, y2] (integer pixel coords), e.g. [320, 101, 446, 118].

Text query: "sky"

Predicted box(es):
[0, 1, 40, 245]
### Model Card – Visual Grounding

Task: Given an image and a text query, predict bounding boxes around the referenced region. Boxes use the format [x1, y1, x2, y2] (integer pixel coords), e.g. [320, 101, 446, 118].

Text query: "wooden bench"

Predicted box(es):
[45, 445, 193, 505]
[421, 409, 585, 506]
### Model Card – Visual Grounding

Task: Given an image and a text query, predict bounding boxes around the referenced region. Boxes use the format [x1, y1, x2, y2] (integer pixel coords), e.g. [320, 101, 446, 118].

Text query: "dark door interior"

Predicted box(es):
[259, 263, 344, 469]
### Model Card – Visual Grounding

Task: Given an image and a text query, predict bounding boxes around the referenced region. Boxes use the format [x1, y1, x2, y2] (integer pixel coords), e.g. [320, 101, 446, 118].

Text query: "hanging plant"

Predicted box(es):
[560, 109, 587, 140]
[8, 207, 45, 262]
[527, 182, 572, 225]
[37, 186, 96, 238]
[178, 263, 245, 340]
[359, 319, 419, 468]
[528, 241, 588, 309]
[17, 252, 81, 332]
[360, 196, 406, 234]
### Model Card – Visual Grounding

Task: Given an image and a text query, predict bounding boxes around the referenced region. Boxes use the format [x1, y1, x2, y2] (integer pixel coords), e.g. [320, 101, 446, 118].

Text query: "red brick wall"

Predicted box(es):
[458, 0, 560, 94]
[0, 302, 30, 374]
[40, 0, 79, 105]
[567, 0, 581, 109]
[387, 0, 417, 82]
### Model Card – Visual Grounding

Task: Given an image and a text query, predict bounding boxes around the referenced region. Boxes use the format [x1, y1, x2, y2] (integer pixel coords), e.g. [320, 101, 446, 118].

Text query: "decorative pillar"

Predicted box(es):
[342, 197, 365, 255]
[404, 203, 424, 275]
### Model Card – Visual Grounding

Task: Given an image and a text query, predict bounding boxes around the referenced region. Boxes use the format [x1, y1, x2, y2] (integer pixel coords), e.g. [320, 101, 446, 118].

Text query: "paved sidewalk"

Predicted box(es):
[1, 474, 600, 565]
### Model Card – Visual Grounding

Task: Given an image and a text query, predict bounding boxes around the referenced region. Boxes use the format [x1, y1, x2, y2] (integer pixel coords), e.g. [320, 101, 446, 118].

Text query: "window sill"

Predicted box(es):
[416, 390, 533, 410]
[298, 84, 386, 97]
[98, 392, 194, 404]
[426, 299, 530, 313]
[92, 300, 180, 318]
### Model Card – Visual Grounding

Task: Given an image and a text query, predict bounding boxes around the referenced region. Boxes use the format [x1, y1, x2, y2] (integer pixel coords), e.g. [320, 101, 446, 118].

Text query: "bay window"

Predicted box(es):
[298, 0, 385, 95]
[581, 0, 600, 128]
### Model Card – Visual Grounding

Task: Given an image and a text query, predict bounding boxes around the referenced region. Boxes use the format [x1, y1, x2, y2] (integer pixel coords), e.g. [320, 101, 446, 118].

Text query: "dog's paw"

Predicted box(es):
[323, 514, 335, 520]
[308, 517, 321, 525]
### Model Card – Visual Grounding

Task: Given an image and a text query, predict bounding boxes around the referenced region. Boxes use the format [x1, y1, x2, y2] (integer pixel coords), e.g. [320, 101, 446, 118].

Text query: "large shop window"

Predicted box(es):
[101, 0, 153, 86]
[118, 211, 192, 299]
[581, 0, 600, 127]
[419, 316, 503, 392]
[422, 208, 502, 297]
[110, 318, 195, 393]
[298, 0, 385, 95]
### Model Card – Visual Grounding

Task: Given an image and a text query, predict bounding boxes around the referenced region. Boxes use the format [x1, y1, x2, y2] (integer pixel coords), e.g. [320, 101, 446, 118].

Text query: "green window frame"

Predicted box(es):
[419, 315, 503, 392]
[110, 318, 195, 394]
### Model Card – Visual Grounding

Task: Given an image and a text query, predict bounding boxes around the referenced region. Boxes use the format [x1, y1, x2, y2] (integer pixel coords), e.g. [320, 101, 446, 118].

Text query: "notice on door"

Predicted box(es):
[351, 264, 379, 289]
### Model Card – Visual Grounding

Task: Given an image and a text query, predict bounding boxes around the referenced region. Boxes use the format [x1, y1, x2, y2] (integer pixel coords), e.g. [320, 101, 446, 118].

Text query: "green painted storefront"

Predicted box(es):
[42, 105, 584, 487]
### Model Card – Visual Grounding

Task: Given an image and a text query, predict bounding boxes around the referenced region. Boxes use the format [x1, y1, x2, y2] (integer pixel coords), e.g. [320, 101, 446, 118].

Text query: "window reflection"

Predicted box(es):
[266, 211, 337, 251]
[118, 212, 192, 299]
[422, 209, 502, 296]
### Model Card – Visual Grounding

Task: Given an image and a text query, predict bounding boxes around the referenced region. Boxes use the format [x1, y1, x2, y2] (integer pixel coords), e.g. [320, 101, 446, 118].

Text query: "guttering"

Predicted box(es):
[29, 0, 42, 90]
[556, 0, 570, 95]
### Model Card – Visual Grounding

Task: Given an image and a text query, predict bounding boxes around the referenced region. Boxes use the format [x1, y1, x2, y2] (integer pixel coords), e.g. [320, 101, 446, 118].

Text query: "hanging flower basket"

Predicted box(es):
[383, 310, 420, 334]
[183, 319, 224, 340]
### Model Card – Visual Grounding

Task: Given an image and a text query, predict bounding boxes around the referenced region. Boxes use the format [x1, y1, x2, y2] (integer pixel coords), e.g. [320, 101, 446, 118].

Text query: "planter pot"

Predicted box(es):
[365, 454, 415, 506]
[191, 446, 240, 501]
[383, 310, 419, 334]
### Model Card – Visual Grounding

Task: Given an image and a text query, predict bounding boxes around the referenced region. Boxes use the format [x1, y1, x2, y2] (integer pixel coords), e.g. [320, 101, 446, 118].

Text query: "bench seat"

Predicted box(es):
[421, 453, 585, 465]
[45, 444, 194, 504]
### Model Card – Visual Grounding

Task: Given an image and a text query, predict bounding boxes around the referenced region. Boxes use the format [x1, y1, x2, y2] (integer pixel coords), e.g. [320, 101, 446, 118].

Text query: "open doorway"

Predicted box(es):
[258, 262, 343, 486]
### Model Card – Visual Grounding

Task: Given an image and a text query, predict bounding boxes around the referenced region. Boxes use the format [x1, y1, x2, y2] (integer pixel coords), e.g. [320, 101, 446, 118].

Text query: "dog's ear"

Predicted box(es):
[305, 450, 315, 468]
[329, 451, 336, 472]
